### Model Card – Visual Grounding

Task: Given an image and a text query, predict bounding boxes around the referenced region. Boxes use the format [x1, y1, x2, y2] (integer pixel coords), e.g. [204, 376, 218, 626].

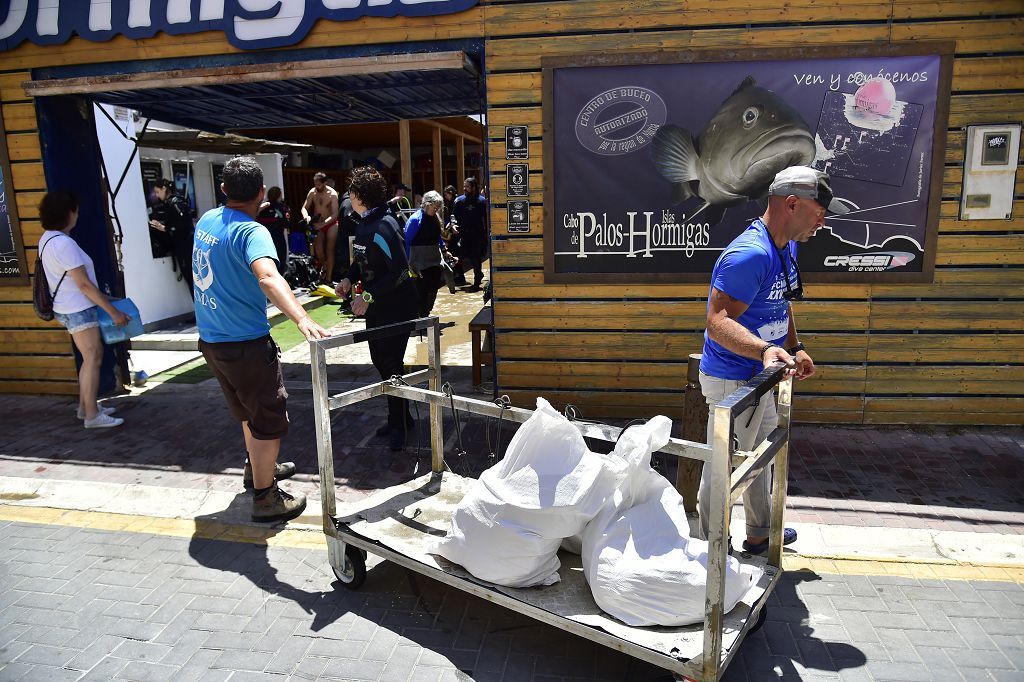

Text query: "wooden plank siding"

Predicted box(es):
[0, 0, 1020, 420]
[482, 1, 1024, 425]
[0, 65, 74, 396]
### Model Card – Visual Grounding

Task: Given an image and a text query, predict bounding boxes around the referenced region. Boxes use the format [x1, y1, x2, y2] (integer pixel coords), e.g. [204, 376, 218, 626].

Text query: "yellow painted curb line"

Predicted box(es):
[2, 504, 1022, 583]
[782, 556, 1024, 583]
[0, 505, 326, 550]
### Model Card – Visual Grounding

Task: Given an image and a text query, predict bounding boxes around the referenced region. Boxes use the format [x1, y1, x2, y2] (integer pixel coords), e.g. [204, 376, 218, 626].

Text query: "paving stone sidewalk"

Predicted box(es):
[1, 519, 1023, 682]
[0, 378, 1021, 535]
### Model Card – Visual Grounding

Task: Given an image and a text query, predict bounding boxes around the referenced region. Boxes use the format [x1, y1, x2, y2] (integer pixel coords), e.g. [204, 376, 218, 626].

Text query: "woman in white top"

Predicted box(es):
[38, 191, 130, 429]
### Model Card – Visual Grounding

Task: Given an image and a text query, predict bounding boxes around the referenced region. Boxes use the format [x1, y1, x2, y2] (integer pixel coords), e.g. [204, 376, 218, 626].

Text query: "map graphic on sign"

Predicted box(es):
[815, 91, 924, 186]
[811, 87, 926, 250]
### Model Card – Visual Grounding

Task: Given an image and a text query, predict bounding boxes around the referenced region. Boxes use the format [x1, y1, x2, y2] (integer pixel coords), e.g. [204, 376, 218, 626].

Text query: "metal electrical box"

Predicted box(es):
[960, 123, 1020, 220]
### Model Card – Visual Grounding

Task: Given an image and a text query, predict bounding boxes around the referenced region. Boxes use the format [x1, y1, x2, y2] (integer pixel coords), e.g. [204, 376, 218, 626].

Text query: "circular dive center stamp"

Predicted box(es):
[575, 86, 667, 156]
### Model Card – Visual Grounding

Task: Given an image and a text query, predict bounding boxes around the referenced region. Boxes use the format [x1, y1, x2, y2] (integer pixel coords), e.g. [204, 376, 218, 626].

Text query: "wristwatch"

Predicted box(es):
[759, 342, 779, 360]
[360, 291, 374, 304]
[787, 342, 806, 355]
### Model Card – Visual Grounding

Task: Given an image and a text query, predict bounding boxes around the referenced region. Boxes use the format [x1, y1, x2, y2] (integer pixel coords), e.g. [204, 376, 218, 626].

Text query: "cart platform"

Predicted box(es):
[309, 317, 794, 681]
[334, 470, 779, 674]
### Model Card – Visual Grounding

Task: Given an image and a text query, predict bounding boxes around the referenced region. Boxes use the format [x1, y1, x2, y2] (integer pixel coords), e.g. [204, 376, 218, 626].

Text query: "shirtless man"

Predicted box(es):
[300, 172, 340, 284]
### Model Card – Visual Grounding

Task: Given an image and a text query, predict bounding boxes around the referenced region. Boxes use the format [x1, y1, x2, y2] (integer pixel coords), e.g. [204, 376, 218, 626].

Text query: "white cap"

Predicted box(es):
[769, 166, 849, 215]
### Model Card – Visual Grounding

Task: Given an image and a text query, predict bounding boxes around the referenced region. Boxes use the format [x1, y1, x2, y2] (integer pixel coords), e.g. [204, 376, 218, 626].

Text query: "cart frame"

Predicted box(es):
[309, 316, 793, 681]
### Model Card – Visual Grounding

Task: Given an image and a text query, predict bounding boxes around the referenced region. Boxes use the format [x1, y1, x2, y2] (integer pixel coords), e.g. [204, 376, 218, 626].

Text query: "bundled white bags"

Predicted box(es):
[434, 399, 761, 627]
[432, 398, 616, 587]
[579, 417, 762, 627]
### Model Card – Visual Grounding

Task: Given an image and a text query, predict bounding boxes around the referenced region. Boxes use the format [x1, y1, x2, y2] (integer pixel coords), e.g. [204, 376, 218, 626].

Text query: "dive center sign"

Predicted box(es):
[0, 0, 479, 51]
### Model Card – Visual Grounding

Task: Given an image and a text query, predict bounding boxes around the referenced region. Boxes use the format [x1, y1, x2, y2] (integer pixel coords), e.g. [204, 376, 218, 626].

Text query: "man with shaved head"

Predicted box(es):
[698, 166, 849, 555]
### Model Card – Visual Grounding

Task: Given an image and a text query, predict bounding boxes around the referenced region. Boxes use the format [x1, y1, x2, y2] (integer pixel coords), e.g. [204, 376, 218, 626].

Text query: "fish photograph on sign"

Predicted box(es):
[651, 76, 816, 227]
[547, 49, 948, 282]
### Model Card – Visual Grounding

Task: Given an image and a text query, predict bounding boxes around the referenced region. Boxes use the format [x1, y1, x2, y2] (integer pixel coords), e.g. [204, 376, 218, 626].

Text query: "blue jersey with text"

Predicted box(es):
[192, 206, 278, 343]
[700, 219, 798, 380]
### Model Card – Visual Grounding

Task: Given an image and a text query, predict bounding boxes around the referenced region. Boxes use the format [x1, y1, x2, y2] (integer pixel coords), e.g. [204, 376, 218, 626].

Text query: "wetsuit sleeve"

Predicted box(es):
[165, 198, 193, 236]
[403, 212, 422, 259]
[711, 245, 769, 306]
[362, 218, 409, 299]
[451, 196, 465, 226]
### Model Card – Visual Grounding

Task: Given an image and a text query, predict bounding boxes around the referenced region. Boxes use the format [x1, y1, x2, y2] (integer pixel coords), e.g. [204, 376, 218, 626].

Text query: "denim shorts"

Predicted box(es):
[54, 306, 99, 334]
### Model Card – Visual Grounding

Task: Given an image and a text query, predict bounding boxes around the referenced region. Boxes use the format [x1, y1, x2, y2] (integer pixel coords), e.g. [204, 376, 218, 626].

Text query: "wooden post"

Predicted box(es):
[769, 376, 793, 569]
[432, 126, 443, 193]
[456, 135, 465, 186]
[676, 353, 707, 512]
[399, 119, 412, 189]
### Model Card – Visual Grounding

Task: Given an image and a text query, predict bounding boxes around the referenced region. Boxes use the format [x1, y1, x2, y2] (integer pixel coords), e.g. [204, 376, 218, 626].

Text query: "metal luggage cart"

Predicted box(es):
[309, 317, 794, 682]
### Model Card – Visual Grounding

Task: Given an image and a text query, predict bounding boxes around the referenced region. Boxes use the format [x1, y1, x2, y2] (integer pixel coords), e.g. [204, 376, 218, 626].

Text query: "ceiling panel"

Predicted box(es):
[87, 62, 483, 133]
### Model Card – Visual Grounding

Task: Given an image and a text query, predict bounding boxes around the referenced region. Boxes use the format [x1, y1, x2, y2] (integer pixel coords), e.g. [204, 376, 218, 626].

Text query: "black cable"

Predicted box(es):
[441, 382, 467, 475]
[487, 395, 512, 465]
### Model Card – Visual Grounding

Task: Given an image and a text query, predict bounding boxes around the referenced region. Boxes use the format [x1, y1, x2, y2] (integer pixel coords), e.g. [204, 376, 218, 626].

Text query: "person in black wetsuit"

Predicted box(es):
[257, 186, 290, 275]
[332, 191, 360, 282]
[450, 176, 488, 291]
[149, 178, 195, 299]
[335, 166, 419, 452]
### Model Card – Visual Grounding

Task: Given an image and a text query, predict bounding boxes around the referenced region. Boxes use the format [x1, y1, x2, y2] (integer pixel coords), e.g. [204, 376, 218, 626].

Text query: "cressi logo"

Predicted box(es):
[575, 86, 667, 156]
[823, 251, 916, 271]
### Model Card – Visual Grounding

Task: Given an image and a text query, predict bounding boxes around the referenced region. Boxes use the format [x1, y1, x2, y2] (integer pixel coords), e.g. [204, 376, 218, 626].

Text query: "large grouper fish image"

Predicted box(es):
[651, 76, 816, 225]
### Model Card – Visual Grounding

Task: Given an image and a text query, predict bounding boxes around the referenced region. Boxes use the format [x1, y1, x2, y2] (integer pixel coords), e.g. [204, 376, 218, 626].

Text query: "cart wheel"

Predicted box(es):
[749, 605, 768, 634]
[332, 545, 366, 589]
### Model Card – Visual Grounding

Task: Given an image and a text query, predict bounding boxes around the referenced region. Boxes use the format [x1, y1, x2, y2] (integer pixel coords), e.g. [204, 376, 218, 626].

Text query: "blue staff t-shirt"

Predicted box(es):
[192, 206, 278, 343]
[700, 219, 798, 380]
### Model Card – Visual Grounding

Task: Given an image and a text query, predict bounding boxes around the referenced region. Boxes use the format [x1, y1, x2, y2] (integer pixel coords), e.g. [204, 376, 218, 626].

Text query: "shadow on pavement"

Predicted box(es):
[731, 570, 867, 680]
[0, 355, 494, 502]
[187, 494, 343, 633]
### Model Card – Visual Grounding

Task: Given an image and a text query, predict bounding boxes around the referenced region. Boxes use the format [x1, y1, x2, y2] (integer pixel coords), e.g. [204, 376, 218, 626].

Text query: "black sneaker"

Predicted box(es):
[251, 484, 307, 523]
[243, 458, 297, 489]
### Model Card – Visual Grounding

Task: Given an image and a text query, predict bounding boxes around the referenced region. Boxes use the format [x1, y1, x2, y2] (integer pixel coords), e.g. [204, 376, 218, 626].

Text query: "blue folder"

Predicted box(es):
[97, 298, 145, 344]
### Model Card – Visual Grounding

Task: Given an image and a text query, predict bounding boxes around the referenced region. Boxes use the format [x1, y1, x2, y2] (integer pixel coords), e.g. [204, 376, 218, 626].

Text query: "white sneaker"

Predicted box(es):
[76, 405, 116, 420]
[84, 413, 124, 429]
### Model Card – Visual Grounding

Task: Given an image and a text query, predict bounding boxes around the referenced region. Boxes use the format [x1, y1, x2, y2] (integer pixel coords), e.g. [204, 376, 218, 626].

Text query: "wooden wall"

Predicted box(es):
[482, 0, 1024, 425]
[0, 69, 79, 394]
[0, 1, 1021, 425]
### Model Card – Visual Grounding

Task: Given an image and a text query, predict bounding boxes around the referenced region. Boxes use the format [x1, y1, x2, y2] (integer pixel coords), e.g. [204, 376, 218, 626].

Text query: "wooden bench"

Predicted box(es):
[469, 306, 493, 387]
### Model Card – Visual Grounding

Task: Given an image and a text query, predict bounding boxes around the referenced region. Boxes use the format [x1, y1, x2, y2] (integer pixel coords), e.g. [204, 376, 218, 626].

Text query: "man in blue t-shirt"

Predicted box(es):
[698, 166, 848, 554]
[193, 156, 329, 523]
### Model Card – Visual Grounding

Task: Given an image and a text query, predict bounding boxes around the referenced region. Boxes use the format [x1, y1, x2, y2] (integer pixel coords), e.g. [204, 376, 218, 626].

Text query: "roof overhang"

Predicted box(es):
[23, 51, 483, 133]
[136, 129, 311, 155]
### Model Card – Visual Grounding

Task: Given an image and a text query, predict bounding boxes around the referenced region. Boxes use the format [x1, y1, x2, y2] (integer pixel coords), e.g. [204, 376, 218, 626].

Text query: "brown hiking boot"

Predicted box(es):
[251, 484, 307, 523]
[243, 458, 297, 489]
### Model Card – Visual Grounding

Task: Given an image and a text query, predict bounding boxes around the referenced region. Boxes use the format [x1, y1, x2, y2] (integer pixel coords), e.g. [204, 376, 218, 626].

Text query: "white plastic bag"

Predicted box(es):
[562, 416, 672, 556]
[580, 417, 762, 627]
[432, 398, 616, 587]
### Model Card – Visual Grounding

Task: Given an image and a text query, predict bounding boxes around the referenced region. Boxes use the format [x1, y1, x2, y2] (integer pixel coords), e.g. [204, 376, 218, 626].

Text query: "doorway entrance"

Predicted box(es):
[27, 45, 486, 376]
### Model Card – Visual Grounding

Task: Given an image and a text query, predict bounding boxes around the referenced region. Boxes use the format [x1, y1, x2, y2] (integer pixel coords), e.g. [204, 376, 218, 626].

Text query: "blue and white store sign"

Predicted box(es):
[0, 0, 479, 51]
